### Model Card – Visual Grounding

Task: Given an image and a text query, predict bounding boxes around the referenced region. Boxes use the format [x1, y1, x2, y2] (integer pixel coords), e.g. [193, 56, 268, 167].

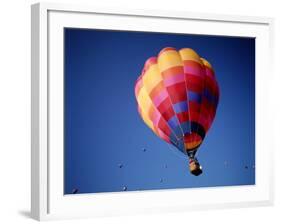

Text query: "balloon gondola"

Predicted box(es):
[135, 47, 219, 176]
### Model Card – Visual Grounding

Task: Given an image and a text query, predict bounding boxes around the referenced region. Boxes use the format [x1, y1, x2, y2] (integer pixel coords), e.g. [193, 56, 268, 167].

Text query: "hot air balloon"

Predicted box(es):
[135, 47, 219, 176]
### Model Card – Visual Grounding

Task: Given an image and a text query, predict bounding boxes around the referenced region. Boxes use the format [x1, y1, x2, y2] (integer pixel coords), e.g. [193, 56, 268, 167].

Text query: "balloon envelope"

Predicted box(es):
[135, 47, 219, 155]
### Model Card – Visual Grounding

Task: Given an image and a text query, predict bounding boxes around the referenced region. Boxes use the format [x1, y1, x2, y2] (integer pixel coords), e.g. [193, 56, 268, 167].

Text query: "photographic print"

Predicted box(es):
[64, 28, 255, 194]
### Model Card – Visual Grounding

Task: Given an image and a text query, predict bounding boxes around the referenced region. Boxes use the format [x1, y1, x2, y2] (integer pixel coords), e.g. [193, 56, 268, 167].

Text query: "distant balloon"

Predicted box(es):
[135, 47, 220, 176]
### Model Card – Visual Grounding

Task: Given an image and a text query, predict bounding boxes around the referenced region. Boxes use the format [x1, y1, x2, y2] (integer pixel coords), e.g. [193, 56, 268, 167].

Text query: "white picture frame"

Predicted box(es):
[31, 2, 274, 221]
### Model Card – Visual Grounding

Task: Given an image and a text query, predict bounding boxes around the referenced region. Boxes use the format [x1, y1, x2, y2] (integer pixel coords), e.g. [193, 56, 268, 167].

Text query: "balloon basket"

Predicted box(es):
[189, 159, 203, 176]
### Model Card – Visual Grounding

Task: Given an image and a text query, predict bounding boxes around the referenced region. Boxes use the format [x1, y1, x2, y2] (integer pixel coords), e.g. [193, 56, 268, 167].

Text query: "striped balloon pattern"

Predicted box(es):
[135, 47, 219, 156]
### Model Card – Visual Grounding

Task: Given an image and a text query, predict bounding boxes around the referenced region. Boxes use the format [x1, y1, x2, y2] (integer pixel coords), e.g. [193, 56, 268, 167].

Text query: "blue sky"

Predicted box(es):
[64, 28, 255, 194]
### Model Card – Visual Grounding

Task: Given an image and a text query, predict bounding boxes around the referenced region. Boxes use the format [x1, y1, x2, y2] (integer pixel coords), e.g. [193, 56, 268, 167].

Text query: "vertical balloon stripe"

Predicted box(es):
[135, 47, 219, 155]
[158, 49, 190, 141]
[136, 80, 159, 135]
[192, 58, 208, 147]
[139, 57, 182, 145]
[197, 58, 219, 133]
[179, 48, 206, 150]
